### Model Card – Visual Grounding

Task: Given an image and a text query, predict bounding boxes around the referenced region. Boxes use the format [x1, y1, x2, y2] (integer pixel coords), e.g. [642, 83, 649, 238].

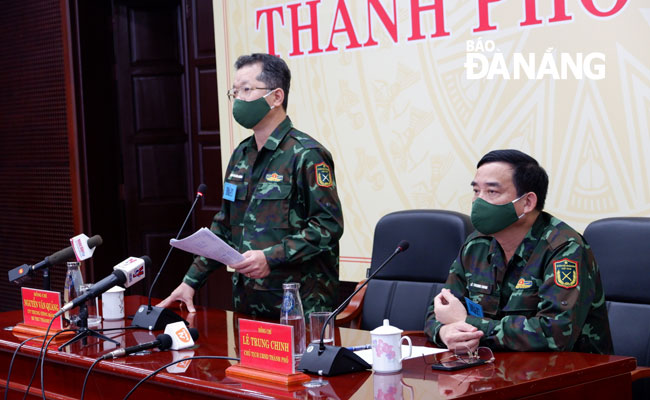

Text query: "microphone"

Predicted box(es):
[8, 235, 103, 284]
[132, 184, 207, 330]
[54, 256, 151, 318]
[297, 240, 410, 376]
[101, 327, 199, 360]
[101, 333, 173, 360]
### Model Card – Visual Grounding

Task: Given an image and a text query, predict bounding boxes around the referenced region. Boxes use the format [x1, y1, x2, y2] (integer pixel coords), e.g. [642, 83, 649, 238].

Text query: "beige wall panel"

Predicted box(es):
[214, 0, 650, 282]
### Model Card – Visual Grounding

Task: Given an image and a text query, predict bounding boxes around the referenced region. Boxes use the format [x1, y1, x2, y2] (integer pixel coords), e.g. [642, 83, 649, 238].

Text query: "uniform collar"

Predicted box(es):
[510, 212, 550, 265]
[484, 212, 549, 266]
[243, 116, 294, 153]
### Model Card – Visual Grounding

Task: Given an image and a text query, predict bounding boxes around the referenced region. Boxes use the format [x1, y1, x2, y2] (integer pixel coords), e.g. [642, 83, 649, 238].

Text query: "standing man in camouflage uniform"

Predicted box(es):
[158, 53, 343, 319]
[425, 149, 612, 354]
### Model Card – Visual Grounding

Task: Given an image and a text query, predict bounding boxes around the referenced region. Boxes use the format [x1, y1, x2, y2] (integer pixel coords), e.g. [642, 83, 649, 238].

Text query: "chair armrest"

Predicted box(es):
[335, 280, 367, 329]
[631, 366, 650, 381]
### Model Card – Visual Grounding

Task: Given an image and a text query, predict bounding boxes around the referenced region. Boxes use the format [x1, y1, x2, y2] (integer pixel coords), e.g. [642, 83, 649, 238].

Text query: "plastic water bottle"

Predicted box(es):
[63, 261, 84, 326]
[280, 282, 306, 358]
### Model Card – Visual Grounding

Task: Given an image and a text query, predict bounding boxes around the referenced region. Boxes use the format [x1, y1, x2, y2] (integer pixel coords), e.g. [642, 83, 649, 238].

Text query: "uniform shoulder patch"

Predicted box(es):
[314, 162, 333, 187]
[553, 258, 579, 289]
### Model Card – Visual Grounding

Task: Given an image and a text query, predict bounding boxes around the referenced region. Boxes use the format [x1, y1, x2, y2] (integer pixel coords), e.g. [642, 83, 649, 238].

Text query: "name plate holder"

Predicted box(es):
[13, 287, 74, 343]
[226, 319, 310, 386]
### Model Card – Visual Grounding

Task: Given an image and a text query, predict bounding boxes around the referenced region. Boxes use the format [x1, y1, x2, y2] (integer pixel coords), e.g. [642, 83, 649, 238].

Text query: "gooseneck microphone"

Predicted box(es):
[8, 235, 103, 284]
[54, 256, 151, 318]
[298, 240, 410, 376]
[132, 184, 207, 330]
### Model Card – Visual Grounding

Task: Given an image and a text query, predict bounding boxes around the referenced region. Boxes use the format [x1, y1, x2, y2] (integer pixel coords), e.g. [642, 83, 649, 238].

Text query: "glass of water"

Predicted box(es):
[309, 311, 334, 345]
[79, 283, 102, 327]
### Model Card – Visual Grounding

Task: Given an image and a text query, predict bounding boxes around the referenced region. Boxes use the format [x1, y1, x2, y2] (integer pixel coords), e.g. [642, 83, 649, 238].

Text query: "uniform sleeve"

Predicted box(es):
[261, 148, 344, 267]
[467, 240, 599, 351]
[182, 210, 231, 289]
[424, 249, 471, 346]
[182, 158, 238, 289]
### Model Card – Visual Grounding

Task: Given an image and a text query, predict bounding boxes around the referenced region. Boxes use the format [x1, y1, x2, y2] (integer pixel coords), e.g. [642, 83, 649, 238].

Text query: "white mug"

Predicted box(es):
[370, 319, 413, 373]
[101, 286, 125, 320]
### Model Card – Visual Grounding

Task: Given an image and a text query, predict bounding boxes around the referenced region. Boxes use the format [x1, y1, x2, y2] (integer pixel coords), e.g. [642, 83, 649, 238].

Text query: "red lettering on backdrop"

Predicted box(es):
[288, 0, 323, 57]
[254, 0, 629, 56]
[407, 0, 450, 41]
[473, 0, 501, 32]
[325, 0, 362, 52]
[256, 7, 284, 57]
[520, 0, 572, 26]
[548, 0, 573, 23]
[364, 0, 398, 47]
[581, 0, 627, 17]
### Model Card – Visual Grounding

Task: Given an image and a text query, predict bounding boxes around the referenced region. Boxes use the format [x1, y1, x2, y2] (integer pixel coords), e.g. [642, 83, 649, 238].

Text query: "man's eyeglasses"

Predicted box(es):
[429, 346, 495, 371]
[226, 87, 273, 100]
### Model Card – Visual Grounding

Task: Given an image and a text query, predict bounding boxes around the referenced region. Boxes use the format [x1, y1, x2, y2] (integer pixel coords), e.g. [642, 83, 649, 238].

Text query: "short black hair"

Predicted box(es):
[477, 149, 549, 211]
[234, 53, 291, 110]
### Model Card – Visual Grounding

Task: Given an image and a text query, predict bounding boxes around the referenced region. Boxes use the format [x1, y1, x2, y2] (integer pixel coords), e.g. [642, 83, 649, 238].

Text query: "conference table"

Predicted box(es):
[0, 296, 636, 399]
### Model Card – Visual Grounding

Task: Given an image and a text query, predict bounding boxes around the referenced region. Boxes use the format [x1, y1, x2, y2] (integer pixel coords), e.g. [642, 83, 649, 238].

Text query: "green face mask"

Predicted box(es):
[232, 90, 275, 129]
[470, 194, 526, 235]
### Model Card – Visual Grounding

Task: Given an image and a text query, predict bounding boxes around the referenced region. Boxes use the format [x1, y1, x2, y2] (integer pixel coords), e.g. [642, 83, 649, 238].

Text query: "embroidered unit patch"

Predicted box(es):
[553, 259, 579, 289]
[315, 162, 332, 187]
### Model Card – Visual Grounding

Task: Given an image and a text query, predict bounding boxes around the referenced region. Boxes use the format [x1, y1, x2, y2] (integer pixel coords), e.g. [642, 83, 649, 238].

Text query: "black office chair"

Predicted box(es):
[583, 217, 650, 400]
[337, 210, 473, 331]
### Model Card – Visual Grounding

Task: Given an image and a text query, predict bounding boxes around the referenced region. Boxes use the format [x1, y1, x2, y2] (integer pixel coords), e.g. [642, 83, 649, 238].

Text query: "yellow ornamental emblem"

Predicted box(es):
[553, 259, 579, 289]
[315, 162, 332, 188]
[265, 172, 283, 182]
[515, 278, 533, 289]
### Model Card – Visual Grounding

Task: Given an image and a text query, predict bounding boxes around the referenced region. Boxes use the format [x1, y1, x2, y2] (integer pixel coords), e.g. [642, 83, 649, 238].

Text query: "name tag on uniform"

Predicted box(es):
[465, 297, 484, 318]
[223, 182, 237, 202]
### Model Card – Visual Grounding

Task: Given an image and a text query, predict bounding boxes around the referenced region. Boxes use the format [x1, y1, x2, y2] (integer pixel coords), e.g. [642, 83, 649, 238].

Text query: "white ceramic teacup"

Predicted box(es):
[370, 319, 413, 373]
[101, 286, 125, 320]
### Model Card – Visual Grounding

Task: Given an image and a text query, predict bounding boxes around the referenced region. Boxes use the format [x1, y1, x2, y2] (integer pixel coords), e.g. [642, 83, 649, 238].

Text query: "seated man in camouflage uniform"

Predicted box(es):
[425, 149, 612, 354]
[158, 53, 343, 319]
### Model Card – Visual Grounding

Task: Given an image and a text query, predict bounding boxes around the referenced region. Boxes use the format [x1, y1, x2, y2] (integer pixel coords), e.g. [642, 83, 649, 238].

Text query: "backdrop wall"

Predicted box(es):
[213, 0, 649, 281]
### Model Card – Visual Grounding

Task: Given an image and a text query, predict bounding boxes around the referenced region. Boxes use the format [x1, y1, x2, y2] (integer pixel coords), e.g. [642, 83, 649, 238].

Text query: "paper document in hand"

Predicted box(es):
[170, 227, 245, 265]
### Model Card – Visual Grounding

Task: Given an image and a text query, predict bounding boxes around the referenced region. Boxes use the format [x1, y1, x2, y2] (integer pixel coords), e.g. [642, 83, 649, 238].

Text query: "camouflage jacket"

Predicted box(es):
[425, 212, 613, 354]
[183, 117, 343, 318]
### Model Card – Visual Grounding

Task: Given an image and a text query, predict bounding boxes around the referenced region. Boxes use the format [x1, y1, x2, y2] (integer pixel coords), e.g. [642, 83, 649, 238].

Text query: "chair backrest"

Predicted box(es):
[583, 217, 650, 368]
[360, 210, 473, 331]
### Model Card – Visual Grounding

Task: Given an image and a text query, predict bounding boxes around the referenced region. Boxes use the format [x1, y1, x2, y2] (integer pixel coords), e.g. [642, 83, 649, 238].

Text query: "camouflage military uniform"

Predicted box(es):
[182, 117, 343, 318]
[425, 212, 613, 354]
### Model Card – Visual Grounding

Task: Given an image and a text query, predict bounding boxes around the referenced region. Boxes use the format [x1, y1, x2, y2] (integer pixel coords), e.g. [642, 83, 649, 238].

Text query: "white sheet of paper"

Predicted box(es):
[170, 227, 245, 265]
[354, 345, 448, 366]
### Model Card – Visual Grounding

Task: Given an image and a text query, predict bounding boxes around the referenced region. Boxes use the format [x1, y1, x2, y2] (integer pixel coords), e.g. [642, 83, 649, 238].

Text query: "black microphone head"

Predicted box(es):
[140, 255, 152, 268]
[196, 183, 207, 197]
[188, 327, 199, 341]
[397, 240, 410, 252]
[157, 333, 173, 350]
[87, 235, 103, 248]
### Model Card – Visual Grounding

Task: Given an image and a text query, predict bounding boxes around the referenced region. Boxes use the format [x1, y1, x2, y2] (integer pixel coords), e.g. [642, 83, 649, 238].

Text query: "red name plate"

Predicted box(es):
[21, 287, 63, 330]
[239, 319, 294, 374]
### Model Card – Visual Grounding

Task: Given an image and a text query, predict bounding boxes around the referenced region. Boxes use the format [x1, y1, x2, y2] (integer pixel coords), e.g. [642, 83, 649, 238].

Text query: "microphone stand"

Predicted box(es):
[42, 267, 50, 291]
[298, 244, 407, 376]
[131, 185, 205, 330]
[58, 302, 118, 350]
